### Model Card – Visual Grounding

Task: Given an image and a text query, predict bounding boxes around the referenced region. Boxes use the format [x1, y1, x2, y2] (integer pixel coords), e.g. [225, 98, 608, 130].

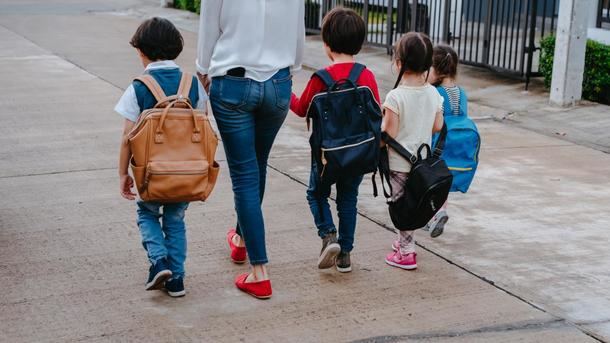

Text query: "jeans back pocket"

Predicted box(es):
[211, 76, 251, 110]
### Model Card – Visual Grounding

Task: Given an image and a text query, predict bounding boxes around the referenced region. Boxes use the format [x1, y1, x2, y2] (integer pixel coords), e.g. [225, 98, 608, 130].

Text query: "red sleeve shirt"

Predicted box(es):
[290, 62, 381, 117]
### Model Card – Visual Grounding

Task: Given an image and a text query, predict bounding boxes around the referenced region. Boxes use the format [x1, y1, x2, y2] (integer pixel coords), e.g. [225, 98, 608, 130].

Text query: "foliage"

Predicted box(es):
[173, 0, 200, 14]
[540, 36, 610, 105]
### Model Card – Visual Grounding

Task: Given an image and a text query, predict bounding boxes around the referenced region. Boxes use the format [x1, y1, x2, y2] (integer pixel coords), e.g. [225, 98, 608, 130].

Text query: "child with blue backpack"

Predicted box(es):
[291, 8, 381, 273]
[427, 45, 480, 237]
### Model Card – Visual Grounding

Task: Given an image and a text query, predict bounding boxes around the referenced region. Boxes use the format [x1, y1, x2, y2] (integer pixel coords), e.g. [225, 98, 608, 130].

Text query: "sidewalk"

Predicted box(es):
[0, 1, 608, 342]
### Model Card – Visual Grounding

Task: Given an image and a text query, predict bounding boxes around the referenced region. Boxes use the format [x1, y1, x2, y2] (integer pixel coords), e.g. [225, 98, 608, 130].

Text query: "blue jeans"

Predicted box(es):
[209, 68, 292, 265]
[306, 161, 363, 253]
[136, 200, 189, 279]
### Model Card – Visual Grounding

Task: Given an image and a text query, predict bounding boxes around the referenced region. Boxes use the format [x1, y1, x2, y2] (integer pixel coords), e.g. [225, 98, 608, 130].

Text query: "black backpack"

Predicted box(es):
[307, 63, 382, 184]
[376, 127, 453, 231]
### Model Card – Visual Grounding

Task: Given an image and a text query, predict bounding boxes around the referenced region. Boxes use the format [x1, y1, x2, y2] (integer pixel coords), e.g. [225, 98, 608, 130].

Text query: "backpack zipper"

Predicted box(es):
[319, 136, 375, 178]
[448, 166, 473, 171]
[321, 136, 375, 152]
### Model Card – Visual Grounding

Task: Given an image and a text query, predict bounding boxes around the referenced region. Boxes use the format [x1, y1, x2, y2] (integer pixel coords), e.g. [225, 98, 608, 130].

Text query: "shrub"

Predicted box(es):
[174, 0, 200, 14]
[540, 36, 610, 105]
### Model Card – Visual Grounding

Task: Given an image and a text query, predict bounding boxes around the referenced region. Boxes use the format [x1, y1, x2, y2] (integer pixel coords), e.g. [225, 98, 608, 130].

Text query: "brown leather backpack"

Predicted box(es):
[128, 73, 219, 202]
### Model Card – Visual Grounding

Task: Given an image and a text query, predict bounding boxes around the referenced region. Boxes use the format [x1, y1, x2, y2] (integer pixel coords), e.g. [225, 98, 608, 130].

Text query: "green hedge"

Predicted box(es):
[540, 36, 610, 105]
[174, 0, 200, 14]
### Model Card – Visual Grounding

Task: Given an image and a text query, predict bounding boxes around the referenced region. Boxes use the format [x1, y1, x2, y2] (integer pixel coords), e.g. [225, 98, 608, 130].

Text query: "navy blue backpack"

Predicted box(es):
[432, 86, 480, 193]
[306, 63, 382, 184]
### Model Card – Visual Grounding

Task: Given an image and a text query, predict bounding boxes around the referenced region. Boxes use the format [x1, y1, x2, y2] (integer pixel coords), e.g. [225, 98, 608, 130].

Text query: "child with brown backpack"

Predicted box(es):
[114, 17, 218, 297]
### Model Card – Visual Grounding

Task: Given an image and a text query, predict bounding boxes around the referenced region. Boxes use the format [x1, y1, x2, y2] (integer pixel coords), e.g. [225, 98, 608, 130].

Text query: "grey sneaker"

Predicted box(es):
[425, 210, 449, 238]
[318, 232, 340, 269]
[336, 251, 352, 273]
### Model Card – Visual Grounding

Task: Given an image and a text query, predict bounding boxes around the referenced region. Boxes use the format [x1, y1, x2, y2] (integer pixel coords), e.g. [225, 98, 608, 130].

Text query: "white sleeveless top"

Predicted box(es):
[383, 84, 444, 173]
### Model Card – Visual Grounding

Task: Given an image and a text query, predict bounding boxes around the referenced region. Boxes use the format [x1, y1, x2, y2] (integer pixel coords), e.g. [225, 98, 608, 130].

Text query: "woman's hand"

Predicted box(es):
[197, 72, 211, 93]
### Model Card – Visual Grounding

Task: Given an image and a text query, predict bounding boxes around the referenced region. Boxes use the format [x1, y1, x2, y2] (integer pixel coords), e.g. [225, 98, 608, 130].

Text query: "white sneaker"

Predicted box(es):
[425, 210, 448, 238]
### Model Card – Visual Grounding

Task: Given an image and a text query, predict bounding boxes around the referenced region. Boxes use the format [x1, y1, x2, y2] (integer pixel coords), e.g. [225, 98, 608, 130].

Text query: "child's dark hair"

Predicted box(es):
[432, 45, 459, 85]
[393, 32, 433, 87]
[130, 17, 183, 61]
[322, 7, 366, 55]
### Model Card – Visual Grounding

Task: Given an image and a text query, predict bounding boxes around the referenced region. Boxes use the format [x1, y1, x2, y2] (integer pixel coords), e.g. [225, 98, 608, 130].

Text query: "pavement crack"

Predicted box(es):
[349, 319, 570, 342]
[0, 167, 116, 179]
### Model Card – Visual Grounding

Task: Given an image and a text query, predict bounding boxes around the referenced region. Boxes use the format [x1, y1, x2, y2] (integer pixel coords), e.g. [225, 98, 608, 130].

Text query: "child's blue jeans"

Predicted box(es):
[306, 161, 363, 253]
[136, 200, 189, 279]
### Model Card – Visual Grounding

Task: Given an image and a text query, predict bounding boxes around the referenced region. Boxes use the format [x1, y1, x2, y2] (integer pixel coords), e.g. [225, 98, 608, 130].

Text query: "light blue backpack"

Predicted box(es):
[432, 86, 480, 193]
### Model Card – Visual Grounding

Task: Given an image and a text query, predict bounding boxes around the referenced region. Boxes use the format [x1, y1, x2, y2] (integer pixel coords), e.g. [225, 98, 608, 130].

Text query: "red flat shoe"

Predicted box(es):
[235, 273, 272, 299]
[227, 229, 247, 264]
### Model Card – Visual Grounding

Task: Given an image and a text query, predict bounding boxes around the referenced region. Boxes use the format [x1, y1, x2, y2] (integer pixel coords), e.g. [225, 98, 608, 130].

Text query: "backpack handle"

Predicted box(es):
[329, 78, 358, 91]
[417, 143, 432, 160]
[155, 99, 202, 144]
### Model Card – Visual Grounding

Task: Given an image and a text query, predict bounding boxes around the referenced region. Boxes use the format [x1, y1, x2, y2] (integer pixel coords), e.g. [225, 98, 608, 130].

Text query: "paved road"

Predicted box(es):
[0, 1, 607, 342]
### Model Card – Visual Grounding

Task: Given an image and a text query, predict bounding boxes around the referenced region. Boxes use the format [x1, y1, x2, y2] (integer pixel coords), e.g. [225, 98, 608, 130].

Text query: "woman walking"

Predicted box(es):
[197, 0, 304, 299]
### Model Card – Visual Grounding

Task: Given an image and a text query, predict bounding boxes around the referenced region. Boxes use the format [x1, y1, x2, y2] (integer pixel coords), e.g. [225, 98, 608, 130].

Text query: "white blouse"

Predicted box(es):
[196, 0, 305, 82]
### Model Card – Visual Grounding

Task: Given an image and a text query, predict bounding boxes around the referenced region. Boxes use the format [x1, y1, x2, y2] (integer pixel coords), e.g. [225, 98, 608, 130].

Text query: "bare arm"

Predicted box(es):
[196, 0, 222, 81]
[119, 119, 136, 200]
[381, 108, 400, 145]
[432, 110, 444, 133]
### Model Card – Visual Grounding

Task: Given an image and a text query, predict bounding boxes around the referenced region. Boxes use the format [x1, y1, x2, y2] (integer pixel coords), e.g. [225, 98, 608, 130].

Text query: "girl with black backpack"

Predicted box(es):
[381, 33, 445, 270]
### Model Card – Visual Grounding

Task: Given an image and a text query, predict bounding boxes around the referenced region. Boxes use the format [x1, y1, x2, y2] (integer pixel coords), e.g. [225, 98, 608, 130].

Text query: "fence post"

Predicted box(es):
[596, 0, 603, 28]
[550, 0, 593, 106]
[364, 0, 370, 37]
[482, 0, 494, 64]
[387, 0, 395, 54]
[525, 0, 538, 90]
[442, 0, 452, 43]
[411, 0, 418, 31]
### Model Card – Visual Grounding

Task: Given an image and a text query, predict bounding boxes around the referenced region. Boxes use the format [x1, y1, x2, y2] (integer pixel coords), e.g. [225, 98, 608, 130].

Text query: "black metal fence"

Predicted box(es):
[305, 0, 559, 86]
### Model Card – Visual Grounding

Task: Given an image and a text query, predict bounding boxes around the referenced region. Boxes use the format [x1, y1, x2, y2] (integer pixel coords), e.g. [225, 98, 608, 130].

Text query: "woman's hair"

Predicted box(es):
[393, 32, 433, 87]
[130, 17, 184, 61]
[321, 7, 366, 55]
[432, 45, 459, 84]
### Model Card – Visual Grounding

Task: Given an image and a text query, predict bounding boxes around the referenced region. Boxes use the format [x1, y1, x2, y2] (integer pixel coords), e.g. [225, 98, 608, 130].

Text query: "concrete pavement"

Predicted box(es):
[0, 1, 608, 342]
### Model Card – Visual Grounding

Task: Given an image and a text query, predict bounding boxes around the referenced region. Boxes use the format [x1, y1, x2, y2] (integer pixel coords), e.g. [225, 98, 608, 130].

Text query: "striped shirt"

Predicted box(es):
[443, 86, 460, 115]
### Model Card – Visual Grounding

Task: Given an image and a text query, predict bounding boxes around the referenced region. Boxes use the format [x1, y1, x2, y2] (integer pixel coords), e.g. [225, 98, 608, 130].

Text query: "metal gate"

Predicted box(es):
[305, 0, 559, 86]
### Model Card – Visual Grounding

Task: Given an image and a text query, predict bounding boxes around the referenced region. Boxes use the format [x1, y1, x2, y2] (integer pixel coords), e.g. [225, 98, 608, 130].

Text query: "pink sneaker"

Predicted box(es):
[385, 251, 417, 270]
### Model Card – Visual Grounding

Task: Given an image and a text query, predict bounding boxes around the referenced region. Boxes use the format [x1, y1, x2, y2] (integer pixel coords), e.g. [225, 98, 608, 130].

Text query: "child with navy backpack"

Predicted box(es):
[291, 8, 381, 273]
[427, 45, 481, 237]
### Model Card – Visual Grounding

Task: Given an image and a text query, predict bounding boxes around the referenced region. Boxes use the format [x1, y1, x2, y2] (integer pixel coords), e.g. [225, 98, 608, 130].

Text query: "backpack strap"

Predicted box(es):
[373, 147, 393, 199]
[433, 123, 448, 157]
[436, 86, 453, 117]
[381, 132, 418, 164]
[134, 75, 167, 103]
[313, 69, 336, 89]
[177, 72, 193, 102]
[347, 63, 366, 84]
[458, 86, 468, 116]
